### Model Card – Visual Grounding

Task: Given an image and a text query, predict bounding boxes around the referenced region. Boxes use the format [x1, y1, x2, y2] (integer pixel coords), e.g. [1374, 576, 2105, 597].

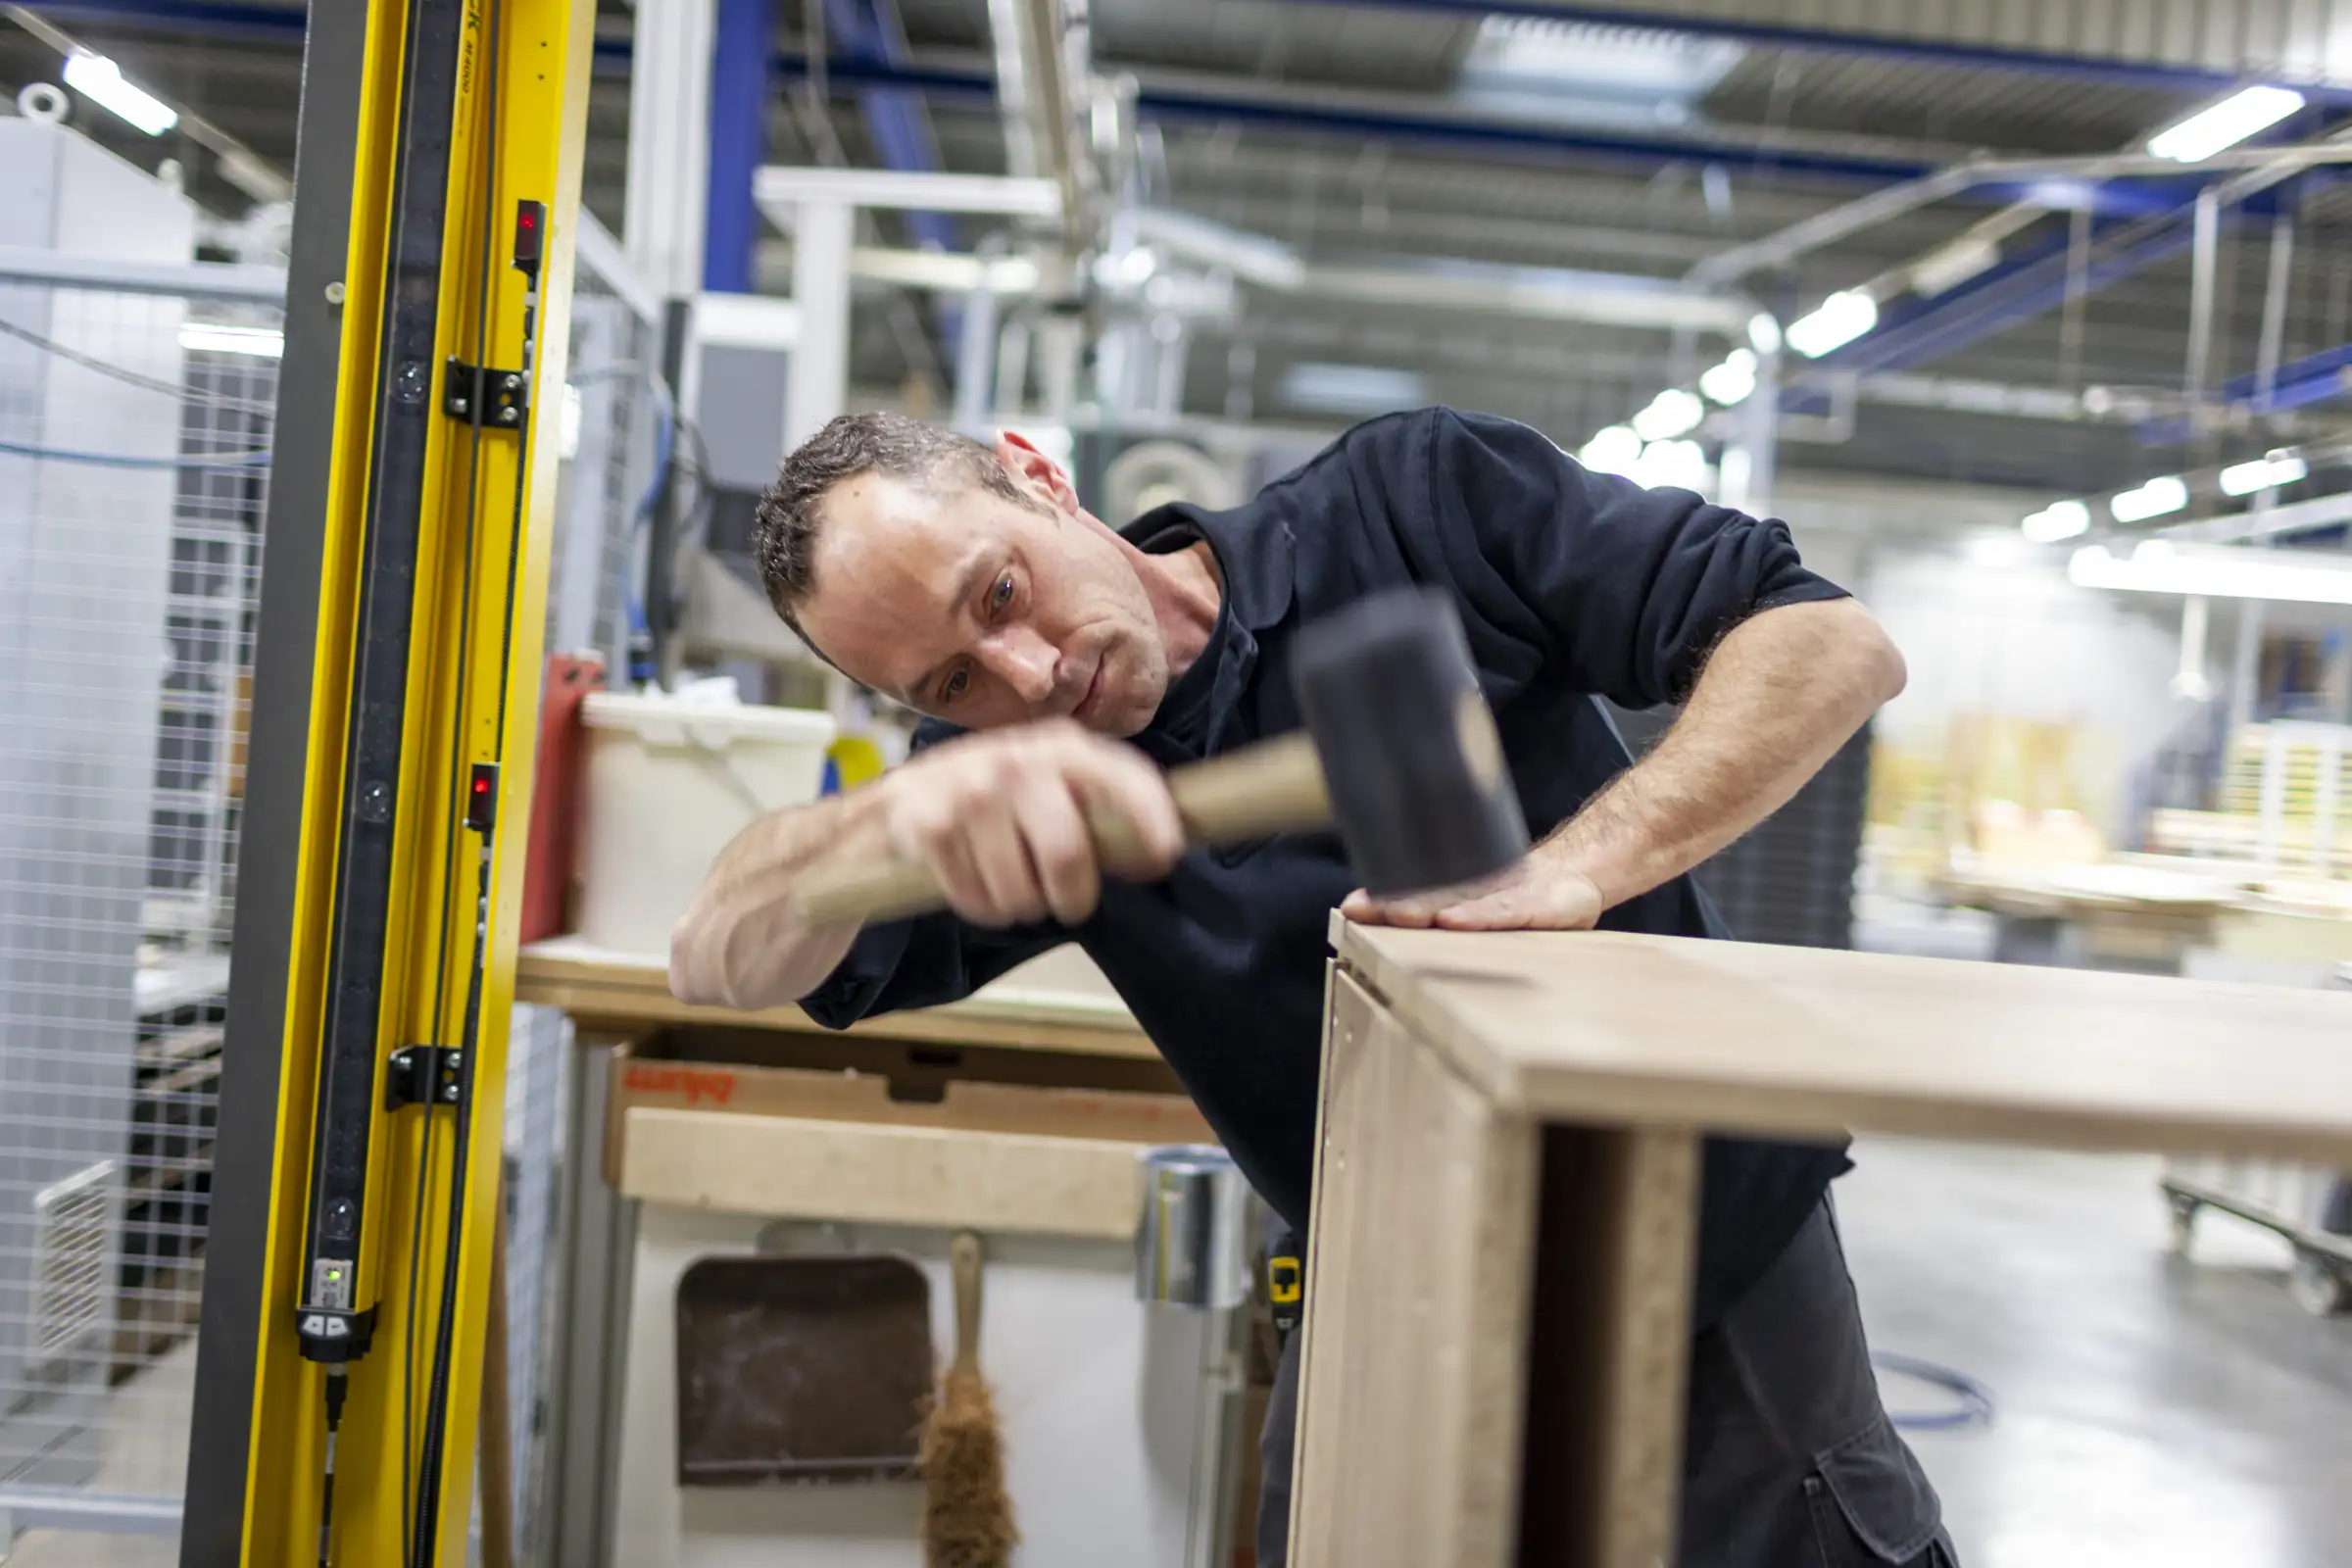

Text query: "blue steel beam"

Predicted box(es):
[2132, 340, 2352, 441]
[774, 53, 1947, 182]
[1805, 183, 2294, 384]
[768, 55, 2318, 210]
[2214, 341, 2352, 413]
[704, 0, 769, 292]
[819, 0, 956, 253]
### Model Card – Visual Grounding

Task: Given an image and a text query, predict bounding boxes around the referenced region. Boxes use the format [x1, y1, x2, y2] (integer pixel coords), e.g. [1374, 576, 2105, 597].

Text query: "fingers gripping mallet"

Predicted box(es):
[791, 588, 1531, 925]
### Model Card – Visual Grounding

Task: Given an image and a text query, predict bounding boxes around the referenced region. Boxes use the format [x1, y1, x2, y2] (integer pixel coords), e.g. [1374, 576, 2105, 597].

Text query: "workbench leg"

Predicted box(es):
[1517, 1123, 1700, 1568]
[1289, 971, 1541, 1568]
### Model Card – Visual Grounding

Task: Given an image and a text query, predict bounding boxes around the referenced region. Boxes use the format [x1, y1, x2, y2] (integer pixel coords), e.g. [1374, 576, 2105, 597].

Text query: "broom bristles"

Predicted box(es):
[920, 1366, 1017, 1568]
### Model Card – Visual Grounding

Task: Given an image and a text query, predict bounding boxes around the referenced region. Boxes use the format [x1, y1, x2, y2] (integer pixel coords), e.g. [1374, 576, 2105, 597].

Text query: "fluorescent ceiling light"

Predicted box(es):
[1786, 290, 1877, 358]
[2109, 474, 2188, 523]
[1911, 237, 1999, 298]
[1461, 17, 1743, 101]
[2020, 499, 2090, 543]
[2071, 539, 2352, 606]
[64, 50, 177, 137]
[1632, 438, 1708, 493]
[1966, 532, 2025, 568]
[1094, 246, 1156, 288]
[2148, 85, 2305, 164]
[1632, 387, 1705, 441]
[2218, 454, 2307, 497]
[1698, 348, 1756, 406]
[1577, 423, 1642, 478]
[1747, 313, 1781, 356]
[179, 322, 283, 358]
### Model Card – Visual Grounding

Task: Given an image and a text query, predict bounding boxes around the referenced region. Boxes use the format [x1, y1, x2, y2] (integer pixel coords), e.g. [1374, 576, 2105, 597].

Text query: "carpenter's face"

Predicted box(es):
[793, 437, 1172, 736]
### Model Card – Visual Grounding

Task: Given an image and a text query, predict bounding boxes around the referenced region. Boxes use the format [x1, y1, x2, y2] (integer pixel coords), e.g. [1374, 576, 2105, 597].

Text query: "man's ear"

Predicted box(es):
[994, 430, 1081, 515]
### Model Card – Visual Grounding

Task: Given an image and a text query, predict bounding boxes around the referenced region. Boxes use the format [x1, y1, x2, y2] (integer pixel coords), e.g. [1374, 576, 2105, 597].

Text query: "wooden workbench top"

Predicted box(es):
[1331, 918, 2352, 1163]
[1930, 860, 2241, 922]
[515, 936, 1155, 1060]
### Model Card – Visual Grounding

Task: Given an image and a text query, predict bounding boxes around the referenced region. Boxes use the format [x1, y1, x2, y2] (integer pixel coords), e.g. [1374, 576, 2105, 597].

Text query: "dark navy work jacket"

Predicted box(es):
[806, 407, 1854, 1329]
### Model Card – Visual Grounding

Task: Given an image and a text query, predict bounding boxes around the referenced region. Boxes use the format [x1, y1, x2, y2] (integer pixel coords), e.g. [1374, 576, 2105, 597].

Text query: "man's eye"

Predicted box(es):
[941, 667, 970, 704]
[991, 573, 1015, 612]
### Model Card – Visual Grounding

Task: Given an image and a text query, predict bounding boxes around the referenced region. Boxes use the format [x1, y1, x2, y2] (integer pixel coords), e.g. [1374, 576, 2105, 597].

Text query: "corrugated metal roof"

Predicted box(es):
[1548, 0, 2352, 86]
[1703, 47, 2208, 156]
[1091, 0, 1473, 91]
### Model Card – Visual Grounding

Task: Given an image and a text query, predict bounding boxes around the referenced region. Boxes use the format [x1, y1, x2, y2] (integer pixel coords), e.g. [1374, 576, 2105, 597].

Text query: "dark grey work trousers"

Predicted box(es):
[1255, 1202, 1959, 1568]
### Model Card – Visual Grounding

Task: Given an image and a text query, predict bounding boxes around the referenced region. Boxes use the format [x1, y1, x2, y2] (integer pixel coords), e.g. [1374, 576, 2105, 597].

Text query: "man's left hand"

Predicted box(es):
[1340, 855, 1604, 931]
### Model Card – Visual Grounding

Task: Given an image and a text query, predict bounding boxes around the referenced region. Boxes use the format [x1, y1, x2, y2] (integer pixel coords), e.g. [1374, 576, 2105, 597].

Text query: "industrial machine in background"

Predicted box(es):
[1610, 702, 1876, 951]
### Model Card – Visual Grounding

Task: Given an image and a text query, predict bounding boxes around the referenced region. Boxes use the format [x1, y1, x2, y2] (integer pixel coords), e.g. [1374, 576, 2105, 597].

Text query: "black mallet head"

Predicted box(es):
[1290, 588, 1531, 897]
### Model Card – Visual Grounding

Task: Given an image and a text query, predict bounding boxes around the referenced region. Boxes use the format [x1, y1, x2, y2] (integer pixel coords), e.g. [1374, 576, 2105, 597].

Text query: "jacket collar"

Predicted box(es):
[1120, 500, 1297, 637]
[1120, 500, 1297, 756]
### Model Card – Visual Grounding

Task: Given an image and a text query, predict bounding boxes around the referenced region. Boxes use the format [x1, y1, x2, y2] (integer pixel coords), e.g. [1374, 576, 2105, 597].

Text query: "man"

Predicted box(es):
[670, 407, 1956, 1567]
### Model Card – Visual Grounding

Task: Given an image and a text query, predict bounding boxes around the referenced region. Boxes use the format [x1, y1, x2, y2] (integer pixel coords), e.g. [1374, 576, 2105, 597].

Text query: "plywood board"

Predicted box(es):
[617, 1105, 1147, 1239]
[1516, 1124, 1699, 1568]
[516, 935, 1157, 1061]
[1289, 971, 1540, 1568]
[1332, 920, 2352, 1162]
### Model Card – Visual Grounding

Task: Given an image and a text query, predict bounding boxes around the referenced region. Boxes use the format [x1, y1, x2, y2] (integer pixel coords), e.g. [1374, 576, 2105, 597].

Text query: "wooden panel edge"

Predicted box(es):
[616, 1105, 1145, 1240]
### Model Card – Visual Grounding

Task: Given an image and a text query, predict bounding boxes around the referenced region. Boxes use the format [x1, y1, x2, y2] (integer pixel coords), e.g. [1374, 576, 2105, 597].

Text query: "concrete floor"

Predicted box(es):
[1837, 1138, 2352, 1568]
[7, 1143, 2347, 1567]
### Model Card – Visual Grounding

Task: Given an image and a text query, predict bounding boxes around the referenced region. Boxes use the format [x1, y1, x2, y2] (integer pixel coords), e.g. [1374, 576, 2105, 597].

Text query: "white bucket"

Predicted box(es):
[574, 690, 838, 956]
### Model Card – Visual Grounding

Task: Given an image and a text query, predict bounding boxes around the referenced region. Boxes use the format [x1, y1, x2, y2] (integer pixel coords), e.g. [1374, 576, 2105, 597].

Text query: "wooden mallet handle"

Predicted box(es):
[790, 732, 1332, 927]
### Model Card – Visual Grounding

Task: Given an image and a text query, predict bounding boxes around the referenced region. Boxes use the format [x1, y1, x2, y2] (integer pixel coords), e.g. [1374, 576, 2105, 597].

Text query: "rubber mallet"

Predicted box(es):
[791, 587, 1531, 926]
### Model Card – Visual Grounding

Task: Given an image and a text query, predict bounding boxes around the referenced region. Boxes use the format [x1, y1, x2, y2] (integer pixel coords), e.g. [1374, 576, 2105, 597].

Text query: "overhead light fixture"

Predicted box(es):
[1747, 313, 1782, 356]
[63, 49, 177, 137]
[2218, 453, 2308, 497]
[179, 322, 283, 357]
[2108, 474, 2188, 523]
[1966, 532, 2025, 568]
[1632, 387, 1705, 441]
[1698, 348, 1757, 407]
[2020, 499, 2090, 543]
[1632, 438, 1709, 493]
[1095, 245, 1157, 289]
[1577, 423, 1642, 477]
[1785, 290, 1877, 359]
[2071, 538, 2352, 606]
[1911, 237, 2000, 298]
[2148, 85, 2305, 164]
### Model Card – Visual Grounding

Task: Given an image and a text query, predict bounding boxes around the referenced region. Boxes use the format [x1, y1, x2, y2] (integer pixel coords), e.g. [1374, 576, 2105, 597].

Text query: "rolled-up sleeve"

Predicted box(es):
[1421, 409, 1846, 708]
[800, 911, 1061, 1027]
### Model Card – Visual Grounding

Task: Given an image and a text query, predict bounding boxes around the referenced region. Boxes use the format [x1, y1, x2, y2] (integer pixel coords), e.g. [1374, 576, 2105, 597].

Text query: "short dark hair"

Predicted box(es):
[752, 411, 1029, 644]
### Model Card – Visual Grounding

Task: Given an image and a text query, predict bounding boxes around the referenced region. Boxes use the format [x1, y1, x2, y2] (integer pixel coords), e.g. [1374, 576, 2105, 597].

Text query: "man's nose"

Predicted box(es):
[978, 628, 1058, 706]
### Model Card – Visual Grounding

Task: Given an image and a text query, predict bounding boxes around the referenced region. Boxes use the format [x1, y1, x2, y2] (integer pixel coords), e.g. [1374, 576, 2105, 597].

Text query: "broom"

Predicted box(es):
[921, 1230, 1016, 1568]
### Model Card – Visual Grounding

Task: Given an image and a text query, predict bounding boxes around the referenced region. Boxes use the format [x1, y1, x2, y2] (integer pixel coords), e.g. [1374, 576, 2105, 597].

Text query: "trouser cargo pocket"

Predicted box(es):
[1803, 1412, 1953, 1567]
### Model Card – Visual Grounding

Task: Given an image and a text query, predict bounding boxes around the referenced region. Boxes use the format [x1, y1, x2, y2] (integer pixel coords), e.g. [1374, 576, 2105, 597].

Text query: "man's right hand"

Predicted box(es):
[871, 718, 1187, 928]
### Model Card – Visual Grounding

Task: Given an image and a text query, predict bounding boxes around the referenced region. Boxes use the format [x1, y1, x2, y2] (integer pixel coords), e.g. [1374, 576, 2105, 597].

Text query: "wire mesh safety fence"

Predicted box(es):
[0, 213, 661, 1560]
[0, 259, 264, 1553]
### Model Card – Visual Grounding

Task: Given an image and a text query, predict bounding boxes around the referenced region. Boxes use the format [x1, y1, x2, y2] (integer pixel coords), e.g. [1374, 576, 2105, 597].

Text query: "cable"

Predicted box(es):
[0, 314, 249, 402]
[398, 0, 513, 1550]
[1871, 1350, 1996, 1433]
[0, 437, 272, 468]
[410, 9, 533, 1553]
[317, 1368, 349, 1566]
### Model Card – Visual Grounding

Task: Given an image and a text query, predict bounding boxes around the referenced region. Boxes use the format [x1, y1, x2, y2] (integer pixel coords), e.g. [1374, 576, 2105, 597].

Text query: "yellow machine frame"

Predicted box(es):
[183, 0, 594, 1558]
